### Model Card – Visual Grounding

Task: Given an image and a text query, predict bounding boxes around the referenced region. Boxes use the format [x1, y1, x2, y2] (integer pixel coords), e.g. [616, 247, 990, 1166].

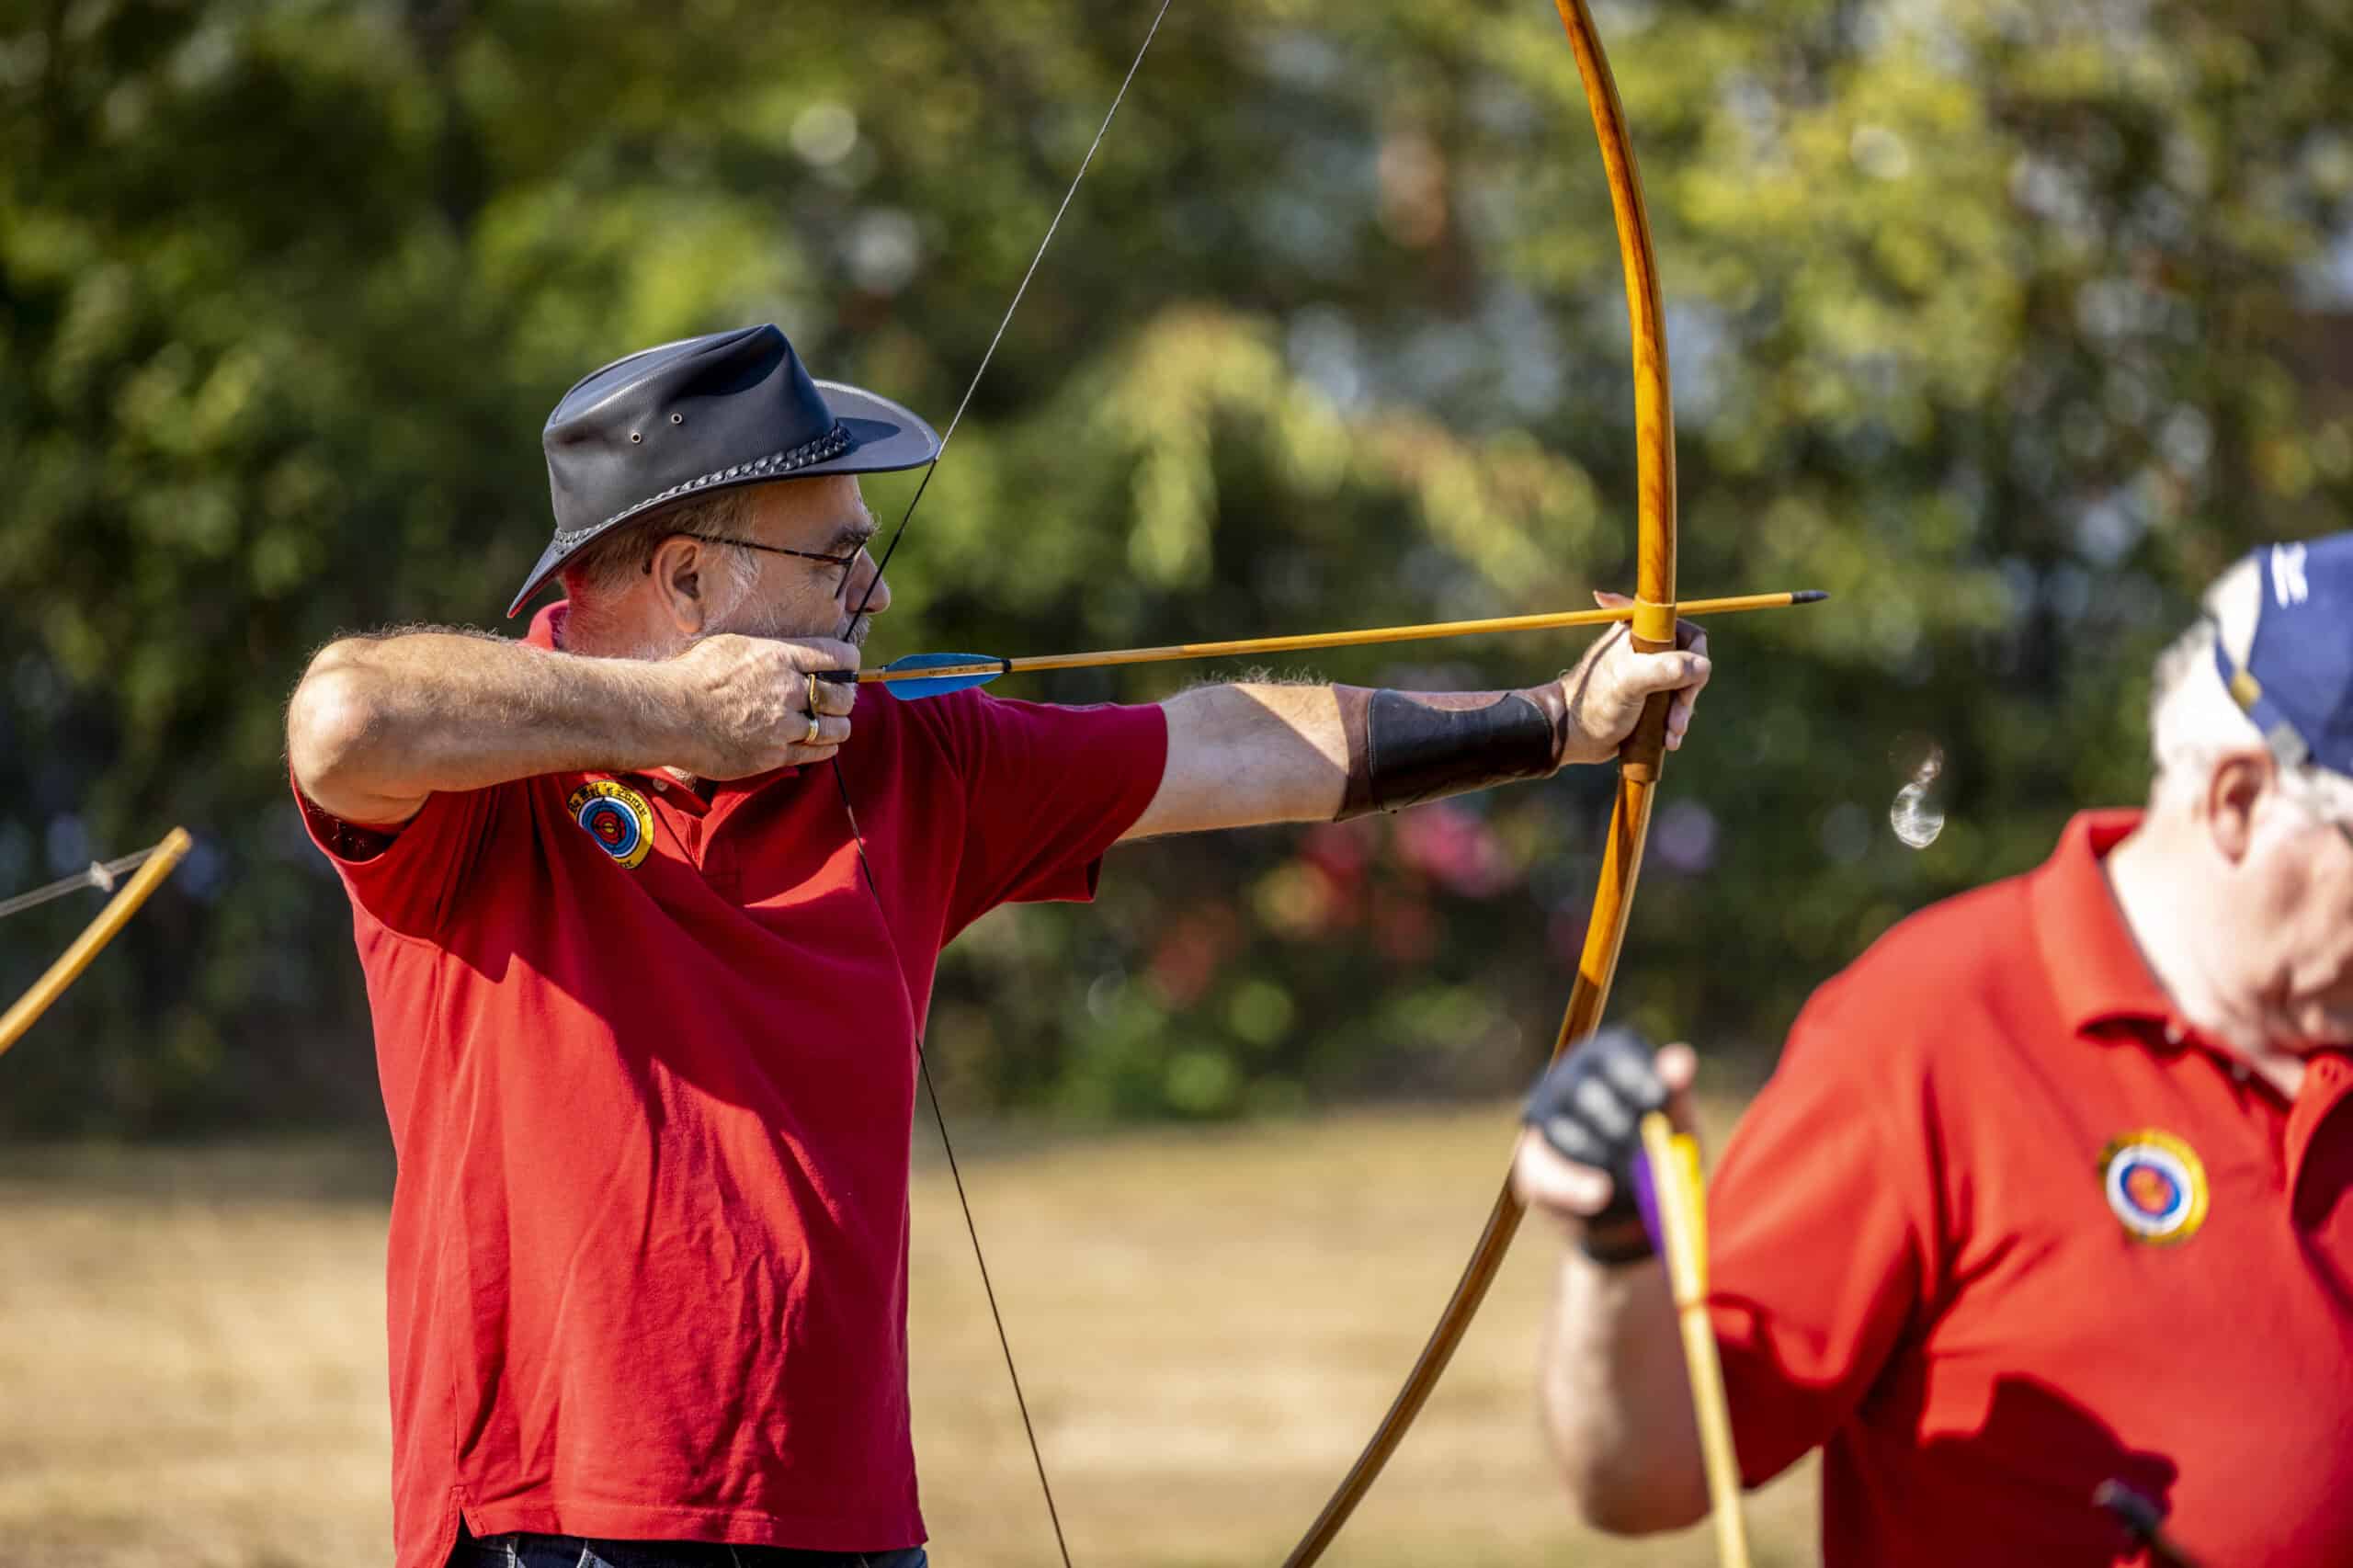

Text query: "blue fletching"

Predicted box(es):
[874, 652, 1006, 700]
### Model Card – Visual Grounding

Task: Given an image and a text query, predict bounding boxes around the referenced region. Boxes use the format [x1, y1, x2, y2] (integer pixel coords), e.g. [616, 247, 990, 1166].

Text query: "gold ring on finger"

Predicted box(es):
[802, 712, 824, 746]
[807, 671, 822, 715]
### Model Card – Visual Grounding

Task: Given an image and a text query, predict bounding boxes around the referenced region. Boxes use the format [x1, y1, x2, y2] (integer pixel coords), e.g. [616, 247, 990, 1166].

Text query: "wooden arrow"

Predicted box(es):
[859, 588, 1825, 698]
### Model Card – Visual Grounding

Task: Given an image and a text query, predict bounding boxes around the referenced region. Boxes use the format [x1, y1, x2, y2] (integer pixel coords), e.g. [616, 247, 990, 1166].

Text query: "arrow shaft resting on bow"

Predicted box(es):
[0, 827, 194, 1061]
[861, 588, 1824, 696]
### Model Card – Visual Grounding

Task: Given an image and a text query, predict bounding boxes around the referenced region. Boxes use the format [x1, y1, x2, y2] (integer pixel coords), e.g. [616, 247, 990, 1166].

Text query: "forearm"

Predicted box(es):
[1538, 1253, 1710, 1533]
[1122, 682, 1347, 838]
[289, 629, 682, 824]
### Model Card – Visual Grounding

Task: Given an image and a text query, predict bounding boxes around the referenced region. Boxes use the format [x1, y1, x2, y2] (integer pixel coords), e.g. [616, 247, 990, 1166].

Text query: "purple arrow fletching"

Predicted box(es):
[1631, 1149, 1664, 1256]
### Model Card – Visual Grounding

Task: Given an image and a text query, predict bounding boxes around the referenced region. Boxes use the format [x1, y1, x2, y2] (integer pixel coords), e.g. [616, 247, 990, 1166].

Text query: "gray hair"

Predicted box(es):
[559, 489, 763, 623]
[2147, 555, 2353, 817]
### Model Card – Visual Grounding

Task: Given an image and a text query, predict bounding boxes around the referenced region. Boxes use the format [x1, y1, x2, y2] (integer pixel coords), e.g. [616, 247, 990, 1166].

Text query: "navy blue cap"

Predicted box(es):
[2213, 532, 2353, 775]
[509, 324, 941, 618]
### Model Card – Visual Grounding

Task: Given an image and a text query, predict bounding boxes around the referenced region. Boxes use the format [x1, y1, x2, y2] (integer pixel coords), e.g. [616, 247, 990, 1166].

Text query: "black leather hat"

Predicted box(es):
[508, 324, 941, 617]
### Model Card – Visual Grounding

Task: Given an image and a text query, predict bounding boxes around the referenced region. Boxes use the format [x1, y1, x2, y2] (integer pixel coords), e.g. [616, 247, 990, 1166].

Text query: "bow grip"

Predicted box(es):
[1619, 597, 1677, 783]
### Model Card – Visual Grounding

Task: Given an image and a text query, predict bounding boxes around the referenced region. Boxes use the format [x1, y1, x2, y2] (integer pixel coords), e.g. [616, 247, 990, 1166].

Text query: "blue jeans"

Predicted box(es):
[449, 1530, 929, 1568]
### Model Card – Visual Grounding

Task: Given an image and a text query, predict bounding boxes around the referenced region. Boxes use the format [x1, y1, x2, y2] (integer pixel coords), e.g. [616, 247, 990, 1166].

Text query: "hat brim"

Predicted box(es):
[506, 378, 943, 619]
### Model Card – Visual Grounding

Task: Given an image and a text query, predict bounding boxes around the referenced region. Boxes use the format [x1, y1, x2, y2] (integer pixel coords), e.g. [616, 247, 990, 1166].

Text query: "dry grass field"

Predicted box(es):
[0, 1106, 1815, 1568]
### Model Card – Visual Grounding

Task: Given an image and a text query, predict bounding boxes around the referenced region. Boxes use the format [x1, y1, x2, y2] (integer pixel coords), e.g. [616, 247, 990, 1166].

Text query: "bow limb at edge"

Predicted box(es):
[0, 827, 194, 1060]
[1277, 769, 1665, 1567]
[1277, 0, 1676, 1559]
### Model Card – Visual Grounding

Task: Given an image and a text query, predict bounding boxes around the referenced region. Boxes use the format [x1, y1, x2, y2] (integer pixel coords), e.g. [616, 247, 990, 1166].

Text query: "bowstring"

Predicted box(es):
[825, 7, 1177, 1563]
[845, 0, 1177, 638]
[829, 766, 1076, 1567]
[0, 846, 164, 922]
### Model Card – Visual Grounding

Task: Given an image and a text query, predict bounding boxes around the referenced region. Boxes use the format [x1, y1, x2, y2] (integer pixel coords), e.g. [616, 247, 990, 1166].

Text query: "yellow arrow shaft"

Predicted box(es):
[1643, 1111, 1753, 1568]
[859, 588, 1821, 684]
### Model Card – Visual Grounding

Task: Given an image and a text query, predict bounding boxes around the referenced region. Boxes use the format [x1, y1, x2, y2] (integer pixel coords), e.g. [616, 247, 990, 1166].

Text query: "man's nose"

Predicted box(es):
[847, 551, 891, 613]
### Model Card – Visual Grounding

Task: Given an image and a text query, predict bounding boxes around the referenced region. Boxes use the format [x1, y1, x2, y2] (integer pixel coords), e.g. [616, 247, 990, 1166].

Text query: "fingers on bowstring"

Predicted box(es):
[787, 636, 863, 676]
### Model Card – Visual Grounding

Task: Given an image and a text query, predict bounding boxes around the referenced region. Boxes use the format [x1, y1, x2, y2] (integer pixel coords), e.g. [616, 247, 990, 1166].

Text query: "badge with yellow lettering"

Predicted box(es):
[2099, 1130, 2208, 1244]
[567, 779, 654, 869]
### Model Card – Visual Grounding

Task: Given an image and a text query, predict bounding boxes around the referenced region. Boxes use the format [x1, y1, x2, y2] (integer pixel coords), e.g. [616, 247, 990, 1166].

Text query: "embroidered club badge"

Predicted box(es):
[567, 779, 654, 869]
[2099, 1130, 2209, 1244]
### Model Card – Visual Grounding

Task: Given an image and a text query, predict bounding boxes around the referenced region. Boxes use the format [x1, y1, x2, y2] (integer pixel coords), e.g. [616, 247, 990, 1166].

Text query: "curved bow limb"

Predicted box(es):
[0, 827, 194, 1061]
[1279, 703, 1672, 1565]
[1279, 0, 1704, 1556]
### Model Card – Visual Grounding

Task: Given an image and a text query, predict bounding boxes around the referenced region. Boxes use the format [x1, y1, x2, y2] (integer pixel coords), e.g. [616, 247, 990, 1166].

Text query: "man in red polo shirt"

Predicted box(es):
[284, 324, 1712, 1568]
[1512, 533, 2353, 1565]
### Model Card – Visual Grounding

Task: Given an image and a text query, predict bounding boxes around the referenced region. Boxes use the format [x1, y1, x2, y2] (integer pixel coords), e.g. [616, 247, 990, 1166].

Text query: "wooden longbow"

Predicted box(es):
[1277, 2, 1687, 1555]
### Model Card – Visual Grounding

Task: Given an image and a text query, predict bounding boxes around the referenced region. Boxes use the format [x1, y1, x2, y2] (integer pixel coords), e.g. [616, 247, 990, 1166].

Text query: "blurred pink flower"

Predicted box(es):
[1392, 801, 1518, 898]
[1301, 820, 1375, 887]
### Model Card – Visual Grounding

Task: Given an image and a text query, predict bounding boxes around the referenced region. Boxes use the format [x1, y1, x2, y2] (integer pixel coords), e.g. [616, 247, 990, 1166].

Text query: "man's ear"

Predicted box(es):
[646, 533, 710, 635]
[2204, 751, 2273, 863]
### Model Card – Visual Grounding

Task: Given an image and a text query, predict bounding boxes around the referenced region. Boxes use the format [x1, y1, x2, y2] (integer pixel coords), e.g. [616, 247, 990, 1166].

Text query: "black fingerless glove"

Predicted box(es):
[1521, 1026, 1669, 1266]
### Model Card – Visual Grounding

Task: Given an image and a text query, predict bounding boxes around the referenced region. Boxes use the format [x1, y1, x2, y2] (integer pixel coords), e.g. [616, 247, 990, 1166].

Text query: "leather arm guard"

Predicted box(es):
[1333, 682, 1573, 821]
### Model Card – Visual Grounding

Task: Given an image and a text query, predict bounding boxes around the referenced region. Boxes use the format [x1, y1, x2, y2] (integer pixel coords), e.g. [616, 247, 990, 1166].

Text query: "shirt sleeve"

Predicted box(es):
[926, 691, 1169, 938]
[290, 768, 510, 940]
[1703, 978, 1943, 1487]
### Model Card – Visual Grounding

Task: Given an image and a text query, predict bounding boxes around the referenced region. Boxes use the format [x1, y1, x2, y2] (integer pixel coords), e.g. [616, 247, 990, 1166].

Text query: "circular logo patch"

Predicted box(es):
[566, 779, 654, 869]
[2099, 1130, 2208, 1244]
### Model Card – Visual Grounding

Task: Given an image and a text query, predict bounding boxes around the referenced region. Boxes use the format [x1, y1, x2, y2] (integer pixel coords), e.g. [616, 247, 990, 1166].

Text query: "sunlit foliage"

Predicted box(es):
[6, 0, 2352, 1131]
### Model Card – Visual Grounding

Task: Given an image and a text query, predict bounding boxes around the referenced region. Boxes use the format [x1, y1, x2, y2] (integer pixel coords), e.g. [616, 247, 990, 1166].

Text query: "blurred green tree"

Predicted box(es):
[6, 0, 2352, 1134]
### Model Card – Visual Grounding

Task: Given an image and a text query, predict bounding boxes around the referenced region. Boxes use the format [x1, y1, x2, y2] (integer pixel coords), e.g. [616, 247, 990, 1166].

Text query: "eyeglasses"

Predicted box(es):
[645, 532, 870, 590]
[680, 533, 867, 570]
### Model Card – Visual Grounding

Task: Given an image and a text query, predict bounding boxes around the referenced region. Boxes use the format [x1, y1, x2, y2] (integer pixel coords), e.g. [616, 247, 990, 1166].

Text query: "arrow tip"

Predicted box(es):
[1791, 589, 1830, 604]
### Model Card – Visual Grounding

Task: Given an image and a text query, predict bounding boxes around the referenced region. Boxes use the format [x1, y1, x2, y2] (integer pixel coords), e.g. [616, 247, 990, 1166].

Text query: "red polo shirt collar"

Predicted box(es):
[2028, 808, 2353, 1168]
[2026, 808, 2175, 1040]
